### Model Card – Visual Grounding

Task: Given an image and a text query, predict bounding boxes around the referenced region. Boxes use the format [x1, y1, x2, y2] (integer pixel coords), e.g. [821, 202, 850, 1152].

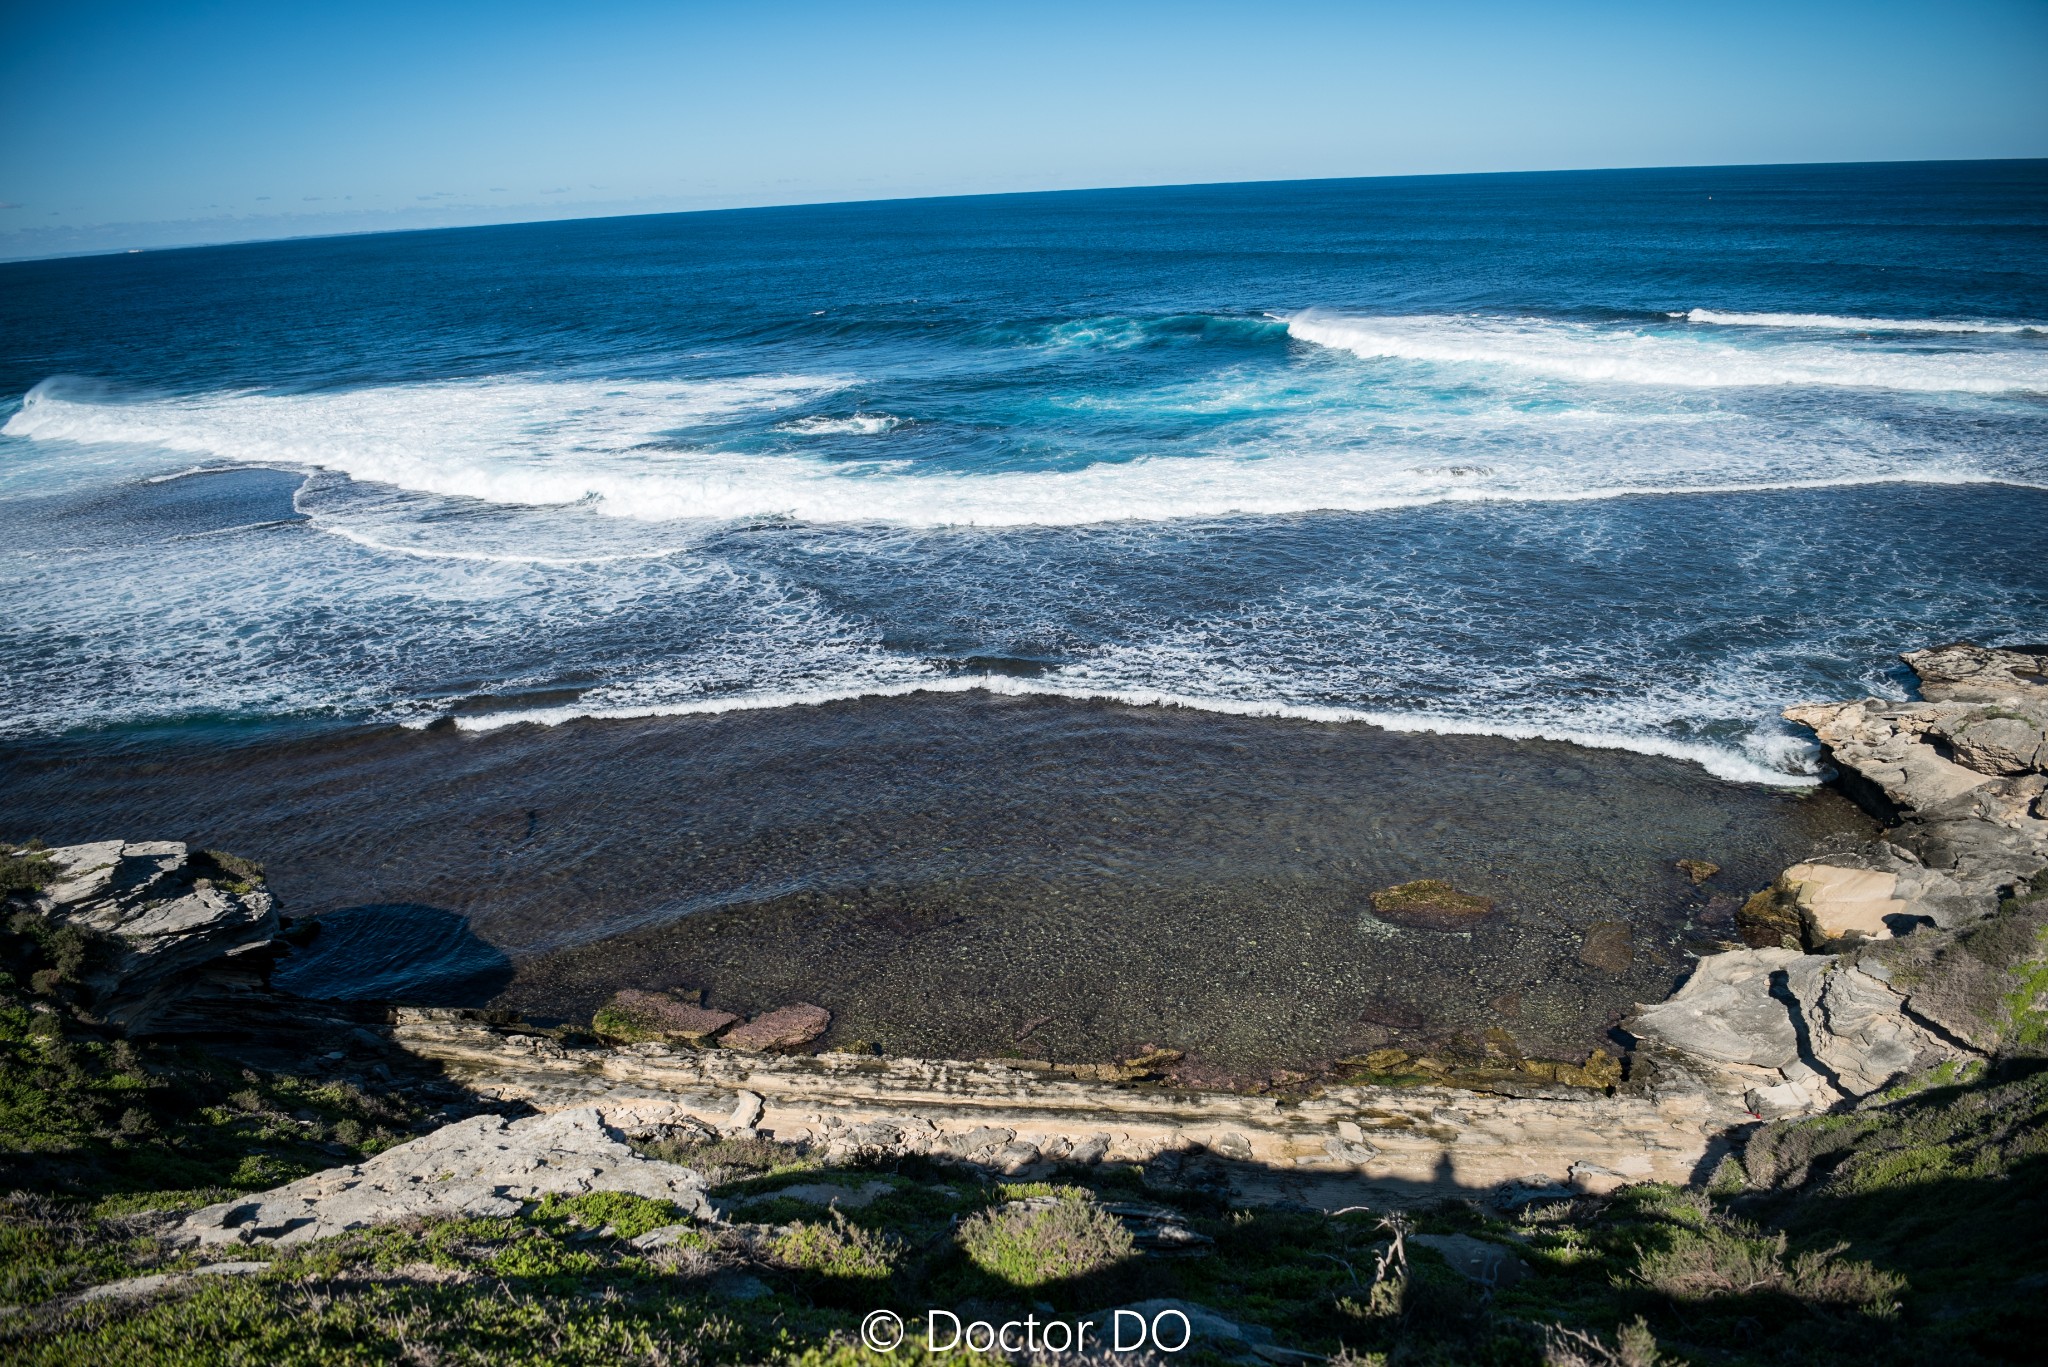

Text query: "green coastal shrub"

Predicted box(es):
[956, 1194, 1134, 1288]
[636, 1131, 818, 1188]
[0, 841, 55, 896]
[1634, 1222, 1902, 1315]
[536, 1190, 696, 1242]
[193, 849, 265, 894]
[771, 1209, 903, 1281]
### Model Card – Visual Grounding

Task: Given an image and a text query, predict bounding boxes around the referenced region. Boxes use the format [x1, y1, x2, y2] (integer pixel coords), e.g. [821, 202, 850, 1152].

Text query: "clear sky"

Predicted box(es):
[2, 0, 2044, 259]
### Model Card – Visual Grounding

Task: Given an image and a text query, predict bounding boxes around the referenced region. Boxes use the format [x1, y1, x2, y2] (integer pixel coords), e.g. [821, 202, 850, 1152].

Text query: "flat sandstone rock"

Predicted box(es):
[176, 1102, 712, 1247]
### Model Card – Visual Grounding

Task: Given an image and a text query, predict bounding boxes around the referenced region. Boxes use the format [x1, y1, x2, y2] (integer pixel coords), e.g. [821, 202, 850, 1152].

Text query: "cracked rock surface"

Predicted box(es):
[175, 1101, 712, 1247]
[1782, 642, 2048, 919]
[1631, 641, 2048, 1118]
[25, 840, 280, 1032]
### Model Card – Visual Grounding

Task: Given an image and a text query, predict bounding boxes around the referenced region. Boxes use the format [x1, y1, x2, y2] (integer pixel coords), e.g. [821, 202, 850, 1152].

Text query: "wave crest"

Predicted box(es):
[1287, 310, 2047, 394]
[1683, 308, 2044, 334]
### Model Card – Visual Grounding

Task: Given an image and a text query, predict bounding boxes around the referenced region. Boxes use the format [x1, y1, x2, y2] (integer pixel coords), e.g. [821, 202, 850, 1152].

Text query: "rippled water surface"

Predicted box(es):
[3, 161, 2044, 776]
[0, 162, 2039, 1054]
[0, 696, 1873, 1070]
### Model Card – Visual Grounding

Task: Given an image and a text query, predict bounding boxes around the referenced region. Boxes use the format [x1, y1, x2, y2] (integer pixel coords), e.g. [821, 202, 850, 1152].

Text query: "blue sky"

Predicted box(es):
[2, 0, 2043, 259]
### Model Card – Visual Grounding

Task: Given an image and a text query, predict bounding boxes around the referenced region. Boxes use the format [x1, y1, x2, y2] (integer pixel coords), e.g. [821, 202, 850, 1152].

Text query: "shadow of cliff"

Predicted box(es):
[747, 1144, 2048, 1365]
[271, 903, 513, 1005]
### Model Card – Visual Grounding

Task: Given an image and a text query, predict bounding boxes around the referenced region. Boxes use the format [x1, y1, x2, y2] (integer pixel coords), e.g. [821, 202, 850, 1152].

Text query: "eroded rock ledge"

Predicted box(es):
[10, 642, 2045, 1227]
[1628, 641, 2048, 1117]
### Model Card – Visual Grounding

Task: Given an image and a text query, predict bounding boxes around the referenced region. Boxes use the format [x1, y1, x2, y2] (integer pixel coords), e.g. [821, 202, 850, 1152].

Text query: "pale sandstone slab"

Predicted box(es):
[1779, 863, 1906, 941]
[176, 1102, 712, 1247]
[383, 1010, 1748, 1209]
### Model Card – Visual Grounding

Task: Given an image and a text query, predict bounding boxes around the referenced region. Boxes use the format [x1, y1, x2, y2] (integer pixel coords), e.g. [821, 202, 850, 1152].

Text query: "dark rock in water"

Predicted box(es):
[1368, 879, 1495, 931]
[1737, 884, 1805, 950]
[721, 1003, 830, 1052]
[1677, 859, 1720, 884]
[595, 988, 739, 1042]
[1578, 921, 1635, 973]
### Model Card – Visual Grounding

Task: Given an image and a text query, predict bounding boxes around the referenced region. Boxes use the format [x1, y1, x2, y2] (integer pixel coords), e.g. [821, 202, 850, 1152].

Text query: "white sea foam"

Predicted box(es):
[448, 671, 1818, 786]
[1684, 308, 2044, 334]
[1288, 310, 2048, 394]
[777, 413, 903, 435]
[9, 373, 2042, 530]
[3, 373, 847, 510]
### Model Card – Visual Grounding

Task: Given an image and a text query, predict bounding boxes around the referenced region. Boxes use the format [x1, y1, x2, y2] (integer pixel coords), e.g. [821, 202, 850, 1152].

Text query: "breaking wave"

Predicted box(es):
[8, 371, 2044, 530]
[1287, 310, 2048, 394]
[446, 671, 1818, 787]
[777, 413, 903, 435]
[1682, 308, 2045, 334]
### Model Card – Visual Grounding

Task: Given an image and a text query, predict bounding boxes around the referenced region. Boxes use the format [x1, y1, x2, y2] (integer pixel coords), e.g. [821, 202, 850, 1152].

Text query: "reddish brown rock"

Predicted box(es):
[721, 1003, 831, 1052]
[595, 989, 738, 1042]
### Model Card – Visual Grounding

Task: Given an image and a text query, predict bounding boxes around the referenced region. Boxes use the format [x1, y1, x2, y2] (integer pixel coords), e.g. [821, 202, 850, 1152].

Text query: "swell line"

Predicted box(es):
[443, 673, 1820, 787]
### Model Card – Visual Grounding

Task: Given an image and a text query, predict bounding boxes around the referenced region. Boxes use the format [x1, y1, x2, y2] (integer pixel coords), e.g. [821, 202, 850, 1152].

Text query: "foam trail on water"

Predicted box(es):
[447, 672, 1819, 787]
[1288, 311, 2048, 394]
[9, 375, 2043, 529]
[294, 466, 2043, 530]
[1684, 308, 2045, 334]
[778, 414, 902, 435]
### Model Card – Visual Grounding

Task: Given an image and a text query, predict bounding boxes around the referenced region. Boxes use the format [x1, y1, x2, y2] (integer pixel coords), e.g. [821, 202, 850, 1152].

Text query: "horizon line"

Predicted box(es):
[4, 153, 2042, 268]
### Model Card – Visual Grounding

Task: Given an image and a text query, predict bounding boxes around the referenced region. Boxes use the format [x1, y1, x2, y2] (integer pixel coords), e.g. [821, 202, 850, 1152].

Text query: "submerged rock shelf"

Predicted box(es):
[9, 642, 2044, 1216]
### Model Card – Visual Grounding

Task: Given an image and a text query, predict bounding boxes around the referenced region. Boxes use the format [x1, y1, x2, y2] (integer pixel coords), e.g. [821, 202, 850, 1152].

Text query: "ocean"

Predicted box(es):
[0, 160, 2040, 1069]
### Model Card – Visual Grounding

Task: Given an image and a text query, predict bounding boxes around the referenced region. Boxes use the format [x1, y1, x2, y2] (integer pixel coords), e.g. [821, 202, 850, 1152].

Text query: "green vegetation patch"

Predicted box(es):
[191, 849, 265, 895]
[0, 841, 57, 897]
[956, 1193, 1134, 1288]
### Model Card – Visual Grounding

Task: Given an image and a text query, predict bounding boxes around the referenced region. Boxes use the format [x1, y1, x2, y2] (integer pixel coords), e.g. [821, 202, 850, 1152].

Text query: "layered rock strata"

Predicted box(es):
[1629, 641, 2047, 1116]
[379, 1006, 1741, 1212]
[17, 840, 280, 1032]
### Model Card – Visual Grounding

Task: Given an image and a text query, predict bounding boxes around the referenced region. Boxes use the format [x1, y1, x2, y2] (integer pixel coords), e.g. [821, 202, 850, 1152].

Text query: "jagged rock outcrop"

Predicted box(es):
[17, 841, 280, 1031]
[175, 1100, 714, 1247]
[1629, 947, 1954, 1116]
[1782, 642, 2047, 923]
[1628, 640, 2048, 1119]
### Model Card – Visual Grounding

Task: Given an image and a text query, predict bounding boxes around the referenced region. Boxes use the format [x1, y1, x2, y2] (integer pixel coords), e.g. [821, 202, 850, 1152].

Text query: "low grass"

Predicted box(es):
[5, 876, 2045, 1362]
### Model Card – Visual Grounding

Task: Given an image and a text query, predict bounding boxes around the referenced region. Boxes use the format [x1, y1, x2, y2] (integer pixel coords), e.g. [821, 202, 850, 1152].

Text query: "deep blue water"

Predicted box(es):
[4, 161, 2046, 783]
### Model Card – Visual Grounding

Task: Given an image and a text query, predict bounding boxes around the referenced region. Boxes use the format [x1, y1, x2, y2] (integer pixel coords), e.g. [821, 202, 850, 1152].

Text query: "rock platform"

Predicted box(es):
[11, 641, 2046, 1236]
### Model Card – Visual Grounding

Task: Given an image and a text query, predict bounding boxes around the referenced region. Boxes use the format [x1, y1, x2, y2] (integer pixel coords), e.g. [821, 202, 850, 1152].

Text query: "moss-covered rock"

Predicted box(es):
[1367, 879, 1496, 931]
[1738, 881, 1806, 950]
[1857, 881, 2048, 1055]
[591, 988, 738, 1043]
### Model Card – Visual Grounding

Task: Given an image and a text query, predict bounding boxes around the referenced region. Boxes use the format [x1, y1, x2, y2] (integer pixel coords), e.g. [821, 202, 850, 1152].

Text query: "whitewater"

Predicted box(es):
[2, 163, 2044, 787]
